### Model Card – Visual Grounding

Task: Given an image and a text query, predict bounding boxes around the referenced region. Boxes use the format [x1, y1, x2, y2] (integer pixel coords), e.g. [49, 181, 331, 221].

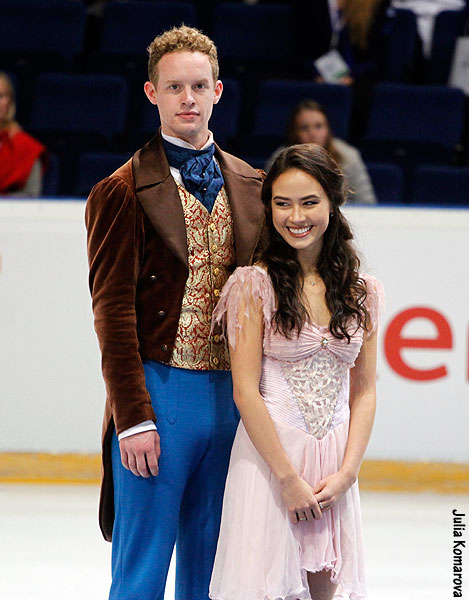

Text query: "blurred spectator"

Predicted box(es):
[392, 0, 465, 57]
[0, 72, 47, 197]
[294, 0, 390, 85]
[267, 100, 377, 205]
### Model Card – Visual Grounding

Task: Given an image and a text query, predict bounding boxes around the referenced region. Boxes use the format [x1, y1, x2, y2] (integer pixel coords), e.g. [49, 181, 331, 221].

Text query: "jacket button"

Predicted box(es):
[213, 289, 220, 297]
[212, 356, 219, 366]
[158, 310, 166, 319]
[161, 344, 168, 352]
[213, 334, 220, 343]
[150, 275, 158, 282]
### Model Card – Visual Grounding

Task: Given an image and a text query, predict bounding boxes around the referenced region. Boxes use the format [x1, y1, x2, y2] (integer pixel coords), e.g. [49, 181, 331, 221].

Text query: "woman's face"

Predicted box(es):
[294, 109, 330, 147]
[0, 77, 12, 125]
[271, 168, 331, 259]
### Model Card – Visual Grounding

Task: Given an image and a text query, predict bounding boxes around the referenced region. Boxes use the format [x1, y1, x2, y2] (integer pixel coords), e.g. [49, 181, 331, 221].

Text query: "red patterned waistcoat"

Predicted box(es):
[169, 184, 234, 370]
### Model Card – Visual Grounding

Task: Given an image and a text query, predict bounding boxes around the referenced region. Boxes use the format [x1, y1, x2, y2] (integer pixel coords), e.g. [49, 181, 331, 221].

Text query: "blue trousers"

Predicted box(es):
[110, 360, 238, 600]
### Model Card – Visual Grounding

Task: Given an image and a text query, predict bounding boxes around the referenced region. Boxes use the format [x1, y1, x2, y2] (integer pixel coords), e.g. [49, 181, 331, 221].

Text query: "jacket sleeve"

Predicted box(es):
[85, 175, 156, 435]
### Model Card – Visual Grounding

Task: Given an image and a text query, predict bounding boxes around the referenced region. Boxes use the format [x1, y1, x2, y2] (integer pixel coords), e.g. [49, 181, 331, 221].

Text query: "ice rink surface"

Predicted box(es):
[0, 484, 466, 599]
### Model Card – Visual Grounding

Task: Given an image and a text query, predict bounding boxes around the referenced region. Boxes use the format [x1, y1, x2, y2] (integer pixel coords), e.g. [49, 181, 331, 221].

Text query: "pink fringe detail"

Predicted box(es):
[361, 273, 385, 337]
[212, 266, 275, 349]
[213, 268, 384, 347]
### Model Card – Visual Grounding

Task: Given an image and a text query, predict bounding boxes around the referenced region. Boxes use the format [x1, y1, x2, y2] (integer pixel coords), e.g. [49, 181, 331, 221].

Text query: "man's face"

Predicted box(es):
[144, 50, 222, 149]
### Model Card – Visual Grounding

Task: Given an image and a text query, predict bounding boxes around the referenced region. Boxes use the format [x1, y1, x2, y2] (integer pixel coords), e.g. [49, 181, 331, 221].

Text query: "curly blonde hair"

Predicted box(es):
[147, 25, 219, 84]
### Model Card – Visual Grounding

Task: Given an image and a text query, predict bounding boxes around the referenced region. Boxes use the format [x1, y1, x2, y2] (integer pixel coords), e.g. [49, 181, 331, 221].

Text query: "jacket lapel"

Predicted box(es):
[133, 134, 265, 269]
[133, 135, 189, 268]
[216, 145, 265, 266]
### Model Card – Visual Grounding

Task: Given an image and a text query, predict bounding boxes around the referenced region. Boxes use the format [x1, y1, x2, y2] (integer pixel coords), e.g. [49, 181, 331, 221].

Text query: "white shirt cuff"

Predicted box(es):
[118, 420, 157, 441]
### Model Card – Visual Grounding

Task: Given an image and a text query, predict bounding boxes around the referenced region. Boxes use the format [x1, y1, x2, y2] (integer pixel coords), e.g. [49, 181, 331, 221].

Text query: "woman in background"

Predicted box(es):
[0, 72, 47, 197]
[210, 143, 383, 600]
[268, 100, 376, 205]
[293, 0, 389, 85]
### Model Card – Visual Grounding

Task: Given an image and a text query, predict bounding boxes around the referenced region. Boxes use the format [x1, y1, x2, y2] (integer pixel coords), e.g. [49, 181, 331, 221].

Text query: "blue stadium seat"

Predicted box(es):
[131, 98, 161, 148]
[213, 3, 295, 76]
[0, 0, 86, 70]
[360, 83, 465, 167]
[74, 152, 132, 197]
[410, 164, 469, 206]
[382, 8, 421, 82]
[427, 10, 467, 84]
[252, 80, 352, 140]
[366, 162, 404, 204]
[42, 153, 61, 198]
[28, 73, 128, 194]
[99, 1, 198, 56]
[84, 1, 198, 96]
[29, 73, 128, 147]
[207, 78, 242, 150]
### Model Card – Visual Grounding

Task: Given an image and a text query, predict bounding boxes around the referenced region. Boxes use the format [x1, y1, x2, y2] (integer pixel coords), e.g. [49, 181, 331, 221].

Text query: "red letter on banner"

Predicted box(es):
[384, 307, 452, 381]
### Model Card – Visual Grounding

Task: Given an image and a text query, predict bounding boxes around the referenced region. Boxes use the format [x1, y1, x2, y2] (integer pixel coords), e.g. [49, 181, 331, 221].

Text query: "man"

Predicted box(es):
[85, 25, 264, 600]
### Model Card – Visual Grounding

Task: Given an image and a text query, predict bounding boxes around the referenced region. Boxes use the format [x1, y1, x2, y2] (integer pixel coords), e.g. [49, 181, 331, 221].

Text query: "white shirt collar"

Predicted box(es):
[161, 131, 214, 151]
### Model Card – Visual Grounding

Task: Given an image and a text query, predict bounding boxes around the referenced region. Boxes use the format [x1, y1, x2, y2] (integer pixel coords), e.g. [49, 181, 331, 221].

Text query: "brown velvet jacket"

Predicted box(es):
[85, 134, 265, 541]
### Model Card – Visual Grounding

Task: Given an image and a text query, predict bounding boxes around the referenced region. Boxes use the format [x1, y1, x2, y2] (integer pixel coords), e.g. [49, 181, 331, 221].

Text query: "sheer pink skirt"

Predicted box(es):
[209, 418, 366, 600]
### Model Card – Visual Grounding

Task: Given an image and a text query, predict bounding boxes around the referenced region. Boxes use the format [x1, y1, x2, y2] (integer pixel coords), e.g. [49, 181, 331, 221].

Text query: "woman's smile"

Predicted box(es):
[286, 225, 313, 237]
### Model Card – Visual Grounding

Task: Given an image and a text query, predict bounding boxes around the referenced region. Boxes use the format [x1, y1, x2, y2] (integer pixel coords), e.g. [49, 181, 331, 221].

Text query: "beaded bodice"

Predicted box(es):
[213, 265, 384, 439]
[262, 315, 364, 439]
[279, 352, 349, 439]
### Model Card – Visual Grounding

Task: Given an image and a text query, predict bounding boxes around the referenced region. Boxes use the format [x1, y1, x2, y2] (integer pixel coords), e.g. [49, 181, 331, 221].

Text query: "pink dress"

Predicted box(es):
[209, 266, 384, 600]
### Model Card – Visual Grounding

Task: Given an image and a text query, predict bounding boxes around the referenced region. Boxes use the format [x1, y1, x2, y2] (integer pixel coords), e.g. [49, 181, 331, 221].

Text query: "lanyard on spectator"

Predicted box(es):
[328, 0, 345, 49]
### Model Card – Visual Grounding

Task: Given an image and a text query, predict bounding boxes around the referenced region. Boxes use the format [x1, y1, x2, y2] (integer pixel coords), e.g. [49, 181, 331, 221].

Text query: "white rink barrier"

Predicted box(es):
[0, 201, 468, 463]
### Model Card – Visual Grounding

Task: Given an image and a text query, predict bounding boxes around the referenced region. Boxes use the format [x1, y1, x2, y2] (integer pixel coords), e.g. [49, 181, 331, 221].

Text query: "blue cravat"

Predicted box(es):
[162, 137, 224, 213]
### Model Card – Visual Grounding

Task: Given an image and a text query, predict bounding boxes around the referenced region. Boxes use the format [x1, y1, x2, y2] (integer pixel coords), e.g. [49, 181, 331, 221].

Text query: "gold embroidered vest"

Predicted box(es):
[169, 184, 234, 370]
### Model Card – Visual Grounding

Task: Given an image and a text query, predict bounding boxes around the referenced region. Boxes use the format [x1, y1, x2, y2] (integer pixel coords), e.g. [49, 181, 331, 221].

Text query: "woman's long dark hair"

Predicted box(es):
[260, 143, 368, 342]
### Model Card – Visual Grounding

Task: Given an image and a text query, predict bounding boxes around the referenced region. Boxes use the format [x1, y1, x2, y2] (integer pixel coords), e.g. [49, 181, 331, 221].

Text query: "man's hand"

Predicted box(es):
[119, 430, 161, 478]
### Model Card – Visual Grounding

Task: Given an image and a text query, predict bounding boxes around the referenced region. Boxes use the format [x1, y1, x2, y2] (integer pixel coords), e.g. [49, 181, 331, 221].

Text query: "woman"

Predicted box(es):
[268, 100, 376, 205]
[210, 144, 383, 599]
[0, 72, 47, 197]
[293, 0, 388, 85]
